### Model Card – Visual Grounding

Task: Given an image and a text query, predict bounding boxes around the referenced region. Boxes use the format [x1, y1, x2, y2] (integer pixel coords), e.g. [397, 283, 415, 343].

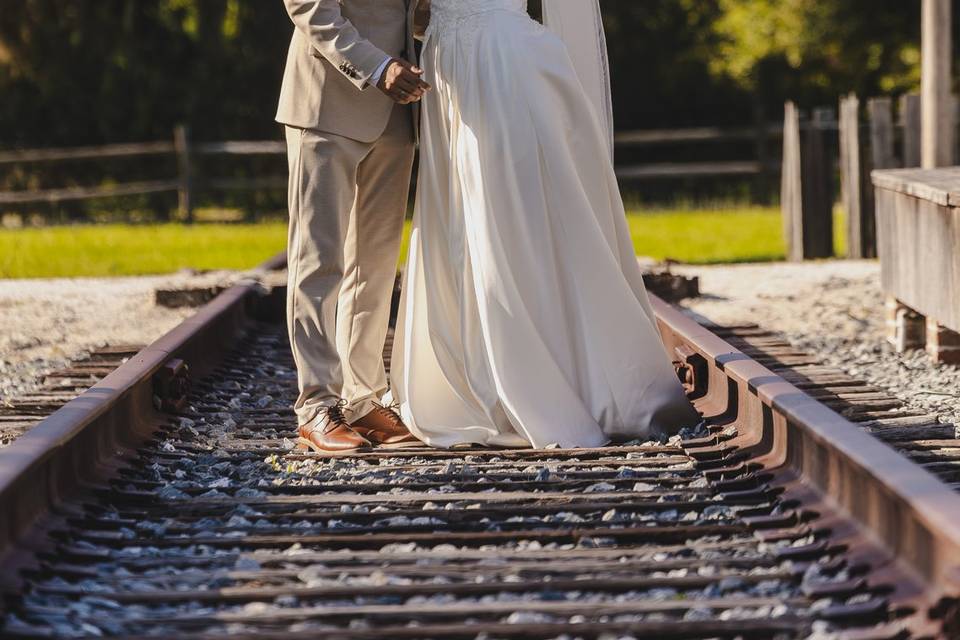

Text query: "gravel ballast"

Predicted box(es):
[0, 272, 243, 402]
[4, 323, 862, 639]
[673, 260, 960, 428]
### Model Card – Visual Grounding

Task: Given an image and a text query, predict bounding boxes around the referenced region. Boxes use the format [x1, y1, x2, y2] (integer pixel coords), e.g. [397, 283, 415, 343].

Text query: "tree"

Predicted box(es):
[602, 0, 750, 129]
[0, 0, 938, 142]
[709, 0, 923, 106]
[0, 0, 291, 146]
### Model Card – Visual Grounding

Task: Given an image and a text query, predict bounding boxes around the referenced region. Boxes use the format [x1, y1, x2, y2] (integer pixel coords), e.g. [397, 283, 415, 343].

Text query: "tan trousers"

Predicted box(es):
[285, 105, 415, 423]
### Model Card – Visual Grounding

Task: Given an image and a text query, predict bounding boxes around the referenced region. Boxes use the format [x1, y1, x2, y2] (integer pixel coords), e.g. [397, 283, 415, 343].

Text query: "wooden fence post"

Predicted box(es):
[838, 94, 860, 256]
[174, 125, 194, 223]
[753, 102, 771, 202]
[899, 94, 921, 168]
[839, 94, 876, 258]
[954, 97, 960, 164]
[781, 102, 804, 261]
[781, 102, 834, 261]
[805, 107, 835, 259]
[896, 94, 956, 166]
[869, 97, 897, 171]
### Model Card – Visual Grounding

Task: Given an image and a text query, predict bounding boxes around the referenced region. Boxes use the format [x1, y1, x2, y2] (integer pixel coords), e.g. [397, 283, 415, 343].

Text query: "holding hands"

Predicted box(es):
[377, 58, 431, 104]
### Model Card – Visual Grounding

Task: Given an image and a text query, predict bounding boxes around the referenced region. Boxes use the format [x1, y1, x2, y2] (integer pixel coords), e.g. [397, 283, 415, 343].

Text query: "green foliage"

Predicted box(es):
[603, 0, 751, 129]
[0, 0, 291, 146]
[0, 1, 932, 146]
[709, 0, 921, 100]
[603, 0, 928, 130]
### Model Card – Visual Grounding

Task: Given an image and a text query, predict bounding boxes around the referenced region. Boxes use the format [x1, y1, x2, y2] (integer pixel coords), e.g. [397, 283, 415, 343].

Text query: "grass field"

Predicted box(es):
[0, 223, 290, 278]
[0, 205, 843, 278]
[625, 206, 785, 264]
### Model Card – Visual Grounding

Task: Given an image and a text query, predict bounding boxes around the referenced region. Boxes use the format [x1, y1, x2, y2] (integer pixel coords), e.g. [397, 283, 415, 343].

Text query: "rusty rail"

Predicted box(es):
[654, 297, 960, 634]
[0, 253, 286, 581]
[1, 253, 960, 636]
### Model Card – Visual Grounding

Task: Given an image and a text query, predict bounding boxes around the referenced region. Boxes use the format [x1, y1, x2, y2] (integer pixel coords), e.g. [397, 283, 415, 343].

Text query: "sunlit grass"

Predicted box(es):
[0, 223, 289, 278]
[1, 205, 850, 278]
[624, 205, 784, 264]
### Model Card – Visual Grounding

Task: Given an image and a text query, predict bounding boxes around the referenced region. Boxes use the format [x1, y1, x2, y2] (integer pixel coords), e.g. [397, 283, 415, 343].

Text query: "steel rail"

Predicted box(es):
[0, 253, 286, 586]
[654, 297, 960, 634]
[1, 253, 959, 635]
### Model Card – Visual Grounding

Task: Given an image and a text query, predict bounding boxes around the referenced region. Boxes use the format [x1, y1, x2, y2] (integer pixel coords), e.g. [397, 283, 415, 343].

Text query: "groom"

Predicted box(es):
[277, 0, 430, 452]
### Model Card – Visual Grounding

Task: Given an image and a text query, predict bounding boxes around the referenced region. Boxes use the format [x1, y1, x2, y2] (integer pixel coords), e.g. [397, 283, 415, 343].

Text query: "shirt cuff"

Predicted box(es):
[370, 56, 393, 87]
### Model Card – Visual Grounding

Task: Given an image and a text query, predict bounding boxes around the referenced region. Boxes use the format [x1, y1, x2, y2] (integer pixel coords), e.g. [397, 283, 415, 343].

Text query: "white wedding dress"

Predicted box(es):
[391, 0, 699, 448]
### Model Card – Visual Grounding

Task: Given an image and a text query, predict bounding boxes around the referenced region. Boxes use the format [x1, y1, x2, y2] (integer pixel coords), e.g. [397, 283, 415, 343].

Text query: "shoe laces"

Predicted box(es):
[374, 401, 404, 427]
[321, 400, 351, 434]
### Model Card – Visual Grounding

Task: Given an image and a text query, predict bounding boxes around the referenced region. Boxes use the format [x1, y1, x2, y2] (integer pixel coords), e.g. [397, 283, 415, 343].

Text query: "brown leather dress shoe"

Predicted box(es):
[296, 403, 371, 453]
[351, 403, 421, 445]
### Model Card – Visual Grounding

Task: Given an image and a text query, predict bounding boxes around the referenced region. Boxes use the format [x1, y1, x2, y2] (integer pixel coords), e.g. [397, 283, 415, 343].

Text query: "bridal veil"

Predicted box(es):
[541, 0, 614, 157]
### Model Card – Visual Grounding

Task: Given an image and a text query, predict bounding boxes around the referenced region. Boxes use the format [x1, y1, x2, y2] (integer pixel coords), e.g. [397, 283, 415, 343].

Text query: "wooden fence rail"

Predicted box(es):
[613, 122, 782, 182]
[0, 142, 175, 164]
[0, 180, 179, 207]
[614, 125, 781, 146]
[0, 130, 291, 222]
[0, 122, 785, 221]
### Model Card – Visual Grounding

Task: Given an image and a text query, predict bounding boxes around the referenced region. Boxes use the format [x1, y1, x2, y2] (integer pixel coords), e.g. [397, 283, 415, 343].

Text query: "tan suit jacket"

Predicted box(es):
[277, 0, 419, 143]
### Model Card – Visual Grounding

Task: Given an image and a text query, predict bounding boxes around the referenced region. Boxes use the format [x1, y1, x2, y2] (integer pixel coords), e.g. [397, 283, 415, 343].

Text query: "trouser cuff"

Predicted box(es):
[345, 397, 380, 423]
[296, 398, 339, 424]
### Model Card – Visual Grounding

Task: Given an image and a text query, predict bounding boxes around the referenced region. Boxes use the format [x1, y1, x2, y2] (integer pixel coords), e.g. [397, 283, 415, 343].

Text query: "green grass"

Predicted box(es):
[2, 205, 848, 278]
[624, 206, 784, 264]
[0, 223, 289, 278]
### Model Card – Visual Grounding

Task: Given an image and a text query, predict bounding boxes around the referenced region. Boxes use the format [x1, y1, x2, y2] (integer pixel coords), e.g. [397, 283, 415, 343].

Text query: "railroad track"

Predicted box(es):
[704, 323, 960, 486]
[2, 255, 960, 638]
[0, 346, 143, 448]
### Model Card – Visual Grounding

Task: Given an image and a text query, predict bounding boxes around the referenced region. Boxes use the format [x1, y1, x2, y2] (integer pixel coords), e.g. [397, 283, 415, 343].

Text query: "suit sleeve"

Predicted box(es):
[283, 0, 390, 90]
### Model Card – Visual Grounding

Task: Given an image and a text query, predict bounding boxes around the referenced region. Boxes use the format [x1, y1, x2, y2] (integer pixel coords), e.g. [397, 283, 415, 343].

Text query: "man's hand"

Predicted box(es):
[377, 58, 431, 104]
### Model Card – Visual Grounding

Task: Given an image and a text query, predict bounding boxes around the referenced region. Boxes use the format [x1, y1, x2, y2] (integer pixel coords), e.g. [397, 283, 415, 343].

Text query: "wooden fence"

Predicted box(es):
[783, 93, 957, 261]
[5, 105, 922, 261]
[0, 127, 286, 222]
[0, 122, 783, 222]
[613, 123, 781, 183]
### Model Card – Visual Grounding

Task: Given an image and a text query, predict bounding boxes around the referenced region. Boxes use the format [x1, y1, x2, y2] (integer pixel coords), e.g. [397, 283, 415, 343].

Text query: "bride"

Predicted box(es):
[391, 0, 700, 449]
